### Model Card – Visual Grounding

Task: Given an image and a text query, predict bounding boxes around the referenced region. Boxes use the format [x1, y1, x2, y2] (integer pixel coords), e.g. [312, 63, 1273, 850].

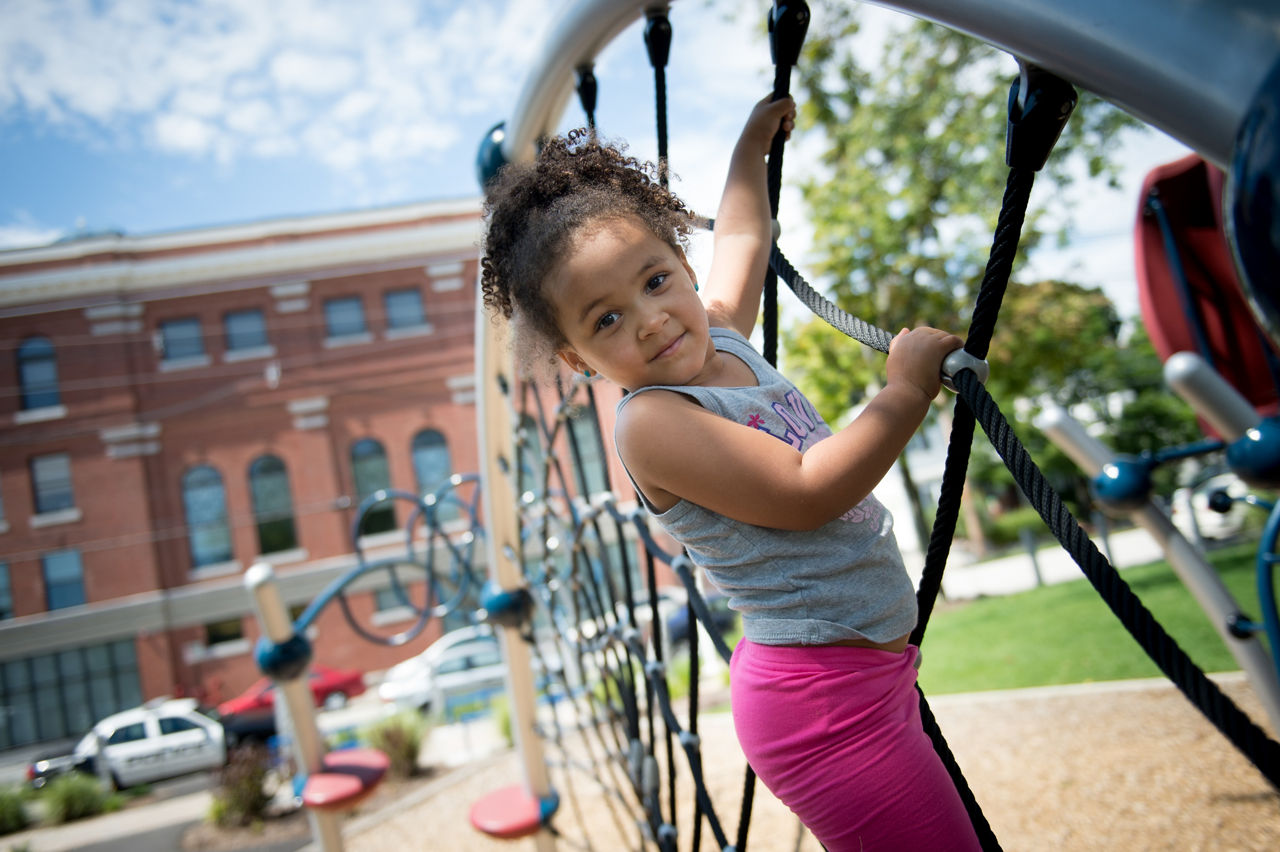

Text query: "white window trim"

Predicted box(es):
[371, 605, 417, 627]
[30, 507, 83, 529]
[204, 638, 252, 660]
[159, 354, 212, 372]
[190, 559, 243, 580]
[323, 332, 373, 349]
[259, 547, 308, 566]
[384, 322, 434, 341]
[223, 344, 277, 363]
[357, 529, 404, 549]
[15, 405, 67, 425]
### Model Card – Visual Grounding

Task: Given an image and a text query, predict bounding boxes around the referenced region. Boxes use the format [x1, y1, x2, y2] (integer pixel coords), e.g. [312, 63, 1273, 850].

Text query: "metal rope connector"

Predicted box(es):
[941, 348, 990, 392]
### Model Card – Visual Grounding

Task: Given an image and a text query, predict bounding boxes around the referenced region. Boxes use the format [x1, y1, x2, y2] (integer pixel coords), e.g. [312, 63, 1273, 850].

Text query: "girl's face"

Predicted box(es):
[548, 215, 713, 391]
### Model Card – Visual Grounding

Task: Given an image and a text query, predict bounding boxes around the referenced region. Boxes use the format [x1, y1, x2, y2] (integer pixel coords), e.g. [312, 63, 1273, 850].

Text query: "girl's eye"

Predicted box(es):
[595, 311, 621, 332]
[645, 273, 667, 292]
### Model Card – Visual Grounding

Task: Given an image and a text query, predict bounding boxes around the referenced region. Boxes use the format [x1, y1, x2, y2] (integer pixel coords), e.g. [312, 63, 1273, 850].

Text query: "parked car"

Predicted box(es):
[216, 663, 366, 744]
[27, 697, 226, 790]
[25, 748, 94, 790]
[378, 625, 509, 715]
[666, 591, 738, 644]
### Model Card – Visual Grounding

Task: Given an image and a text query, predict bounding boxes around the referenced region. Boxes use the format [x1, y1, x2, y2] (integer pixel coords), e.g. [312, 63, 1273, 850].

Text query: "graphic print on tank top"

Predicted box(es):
[744, 389, 885, 527]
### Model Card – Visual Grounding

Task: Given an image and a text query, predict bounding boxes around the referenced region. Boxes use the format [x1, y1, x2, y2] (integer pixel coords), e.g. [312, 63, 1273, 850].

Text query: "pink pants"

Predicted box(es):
[730, 640, 982, 851]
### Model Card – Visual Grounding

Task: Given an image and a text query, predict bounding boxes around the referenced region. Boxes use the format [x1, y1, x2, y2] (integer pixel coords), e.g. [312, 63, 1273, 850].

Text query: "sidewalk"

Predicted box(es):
[924, 525, 1166, 601]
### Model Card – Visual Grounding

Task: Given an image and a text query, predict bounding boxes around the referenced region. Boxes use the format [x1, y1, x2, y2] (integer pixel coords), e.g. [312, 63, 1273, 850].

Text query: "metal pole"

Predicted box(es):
[1038, 406, 1280, 734]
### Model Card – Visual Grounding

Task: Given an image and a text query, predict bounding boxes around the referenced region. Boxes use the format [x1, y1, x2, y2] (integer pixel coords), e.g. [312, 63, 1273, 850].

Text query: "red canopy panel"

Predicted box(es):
[1135, 153, 1280, 435]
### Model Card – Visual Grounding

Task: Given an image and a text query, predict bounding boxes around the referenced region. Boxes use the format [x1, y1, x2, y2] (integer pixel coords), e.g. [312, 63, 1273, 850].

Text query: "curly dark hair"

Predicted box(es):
[480, 129, 693, 366]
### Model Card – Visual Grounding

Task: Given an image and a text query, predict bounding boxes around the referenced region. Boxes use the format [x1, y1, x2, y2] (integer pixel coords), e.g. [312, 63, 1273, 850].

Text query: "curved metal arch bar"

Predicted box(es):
[501, 0, 1280, 169]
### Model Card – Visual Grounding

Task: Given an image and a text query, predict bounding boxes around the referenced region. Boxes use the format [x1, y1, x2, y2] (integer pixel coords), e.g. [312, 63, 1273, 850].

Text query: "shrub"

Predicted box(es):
[364, 712, 428, 778]
[211, 744, 272, 827]
[984, 505, 1051, 548]
[0, 785, 29, 835]
[42, 773, 108, 825]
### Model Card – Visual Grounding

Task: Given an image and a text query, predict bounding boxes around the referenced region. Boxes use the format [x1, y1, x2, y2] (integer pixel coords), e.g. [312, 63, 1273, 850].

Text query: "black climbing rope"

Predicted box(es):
[763, 0, 810, 368]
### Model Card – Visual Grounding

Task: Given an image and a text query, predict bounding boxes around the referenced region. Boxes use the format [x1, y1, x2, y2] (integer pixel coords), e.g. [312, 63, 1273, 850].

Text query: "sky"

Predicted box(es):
[0, 0, 1193, 322]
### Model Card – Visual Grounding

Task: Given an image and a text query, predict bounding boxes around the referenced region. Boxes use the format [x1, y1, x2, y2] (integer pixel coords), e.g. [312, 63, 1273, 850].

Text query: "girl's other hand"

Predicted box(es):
[886, 327, 964, 401]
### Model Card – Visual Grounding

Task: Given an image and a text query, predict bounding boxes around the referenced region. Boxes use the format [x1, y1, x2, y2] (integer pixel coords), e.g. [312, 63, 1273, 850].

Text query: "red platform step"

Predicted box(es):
[470, 783, 558, 839]
[300, 747, 390, 812]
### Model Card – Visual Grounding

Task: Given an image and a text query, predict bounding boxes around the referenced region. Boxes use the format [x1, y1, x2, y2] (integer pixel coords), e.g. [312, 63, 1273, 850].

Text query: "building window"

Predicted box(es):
[411, 429, 457, 523]
[159, 317, 205, 361]
[249, 455, 298, 554]
[224, 308, 269, 352]
[0, 640, 140, 748]
[30, 453, 74, 514]
[205, 617, 244, 646]
[42, 549, 85, 610]
[324, 297, 367, 340]
[182, 466, 232, 569]
[568, 408, 608, 496]
[374, 584, 417, 612]
[0, 563, 12, 620]
[351, 438, 395, 534]
[17, 337, 60, 410]
[384, 288, 426, 331]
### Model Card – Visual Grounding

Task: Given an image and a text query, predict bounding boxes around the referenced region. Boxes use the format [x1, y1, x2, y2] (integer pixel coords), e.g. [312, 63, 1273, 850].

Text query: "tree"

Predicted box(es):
[781, 5, 1145, 548]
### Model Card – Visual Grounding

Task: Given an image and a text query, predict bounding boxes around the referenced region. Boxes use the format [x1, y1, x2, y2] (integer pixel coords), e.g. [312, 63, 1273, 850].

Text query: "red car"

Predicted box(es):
[216, 664, 366, 744]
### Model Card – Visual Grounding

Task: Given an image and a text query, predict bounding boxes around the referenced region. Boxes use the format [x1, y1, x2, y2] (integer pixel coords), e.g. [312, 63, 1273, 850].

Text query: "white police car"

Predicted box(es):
[29, 697, 226, 789]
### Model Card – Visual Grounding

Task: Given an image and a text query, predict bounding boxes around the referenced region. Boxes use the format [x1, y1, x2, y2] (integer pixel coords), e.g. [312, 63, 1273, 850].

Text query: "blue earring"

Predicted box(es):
[582, 368, 592, 378]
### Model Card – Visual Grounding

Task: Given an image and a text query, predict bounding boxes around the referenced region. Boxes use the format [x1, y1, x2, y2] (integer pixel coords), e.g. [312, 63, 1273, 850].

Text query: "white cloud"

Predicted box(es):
[150, 112, 217, 154]
[0, 0, 557, 173]
[0, 220, 64, 250]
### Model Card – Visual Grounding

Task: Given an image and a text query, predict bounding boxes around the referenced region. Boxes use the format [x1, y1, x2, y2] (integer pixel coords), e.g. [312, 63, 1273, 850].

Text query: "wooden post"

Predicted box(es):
[475, 290, 556, 851]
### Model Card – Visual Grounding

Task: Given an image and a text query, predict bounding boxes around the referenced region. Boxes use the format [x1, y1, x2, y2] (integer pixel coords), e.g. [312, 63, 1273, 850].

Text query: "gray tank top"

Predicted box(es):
[615, 327, 917, 645]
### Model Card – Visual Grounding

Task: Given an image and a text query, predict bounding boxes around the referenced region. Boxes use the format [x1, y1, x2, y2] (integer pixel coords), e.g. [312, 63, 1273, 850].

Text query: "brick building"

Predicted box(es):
[0, 198, 486, 750]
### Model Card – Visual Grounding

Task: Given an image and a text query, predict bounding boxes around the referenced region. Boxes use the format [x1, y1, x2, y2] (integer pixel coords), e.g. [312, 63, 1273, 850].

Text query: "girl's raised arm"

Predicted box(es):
[702, 95, 795, 337]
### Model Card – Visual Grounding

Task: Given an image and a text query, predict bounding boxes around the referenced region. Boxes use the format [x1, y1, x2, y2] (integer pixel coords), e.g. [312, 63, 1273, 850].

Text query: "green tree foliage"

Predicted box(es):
[779, 5, 1172, 533]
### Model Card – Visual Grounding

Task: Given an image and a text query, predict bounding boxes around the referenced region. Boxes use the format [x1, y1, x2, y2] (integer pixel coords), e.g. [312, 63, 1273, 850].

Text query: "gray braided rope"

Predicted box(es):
[768, 244, 894, 353]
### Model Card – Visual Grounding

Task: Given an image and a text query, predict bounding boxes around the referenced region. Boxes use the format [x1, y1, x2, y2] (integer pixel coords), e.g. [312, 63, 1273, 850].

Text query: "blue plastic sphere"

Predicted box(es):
[476, 122, 508, 190]
[1225, 416, 1280, 488]
[1090, 456, 1154, 512]
[254, 633, 312, 682]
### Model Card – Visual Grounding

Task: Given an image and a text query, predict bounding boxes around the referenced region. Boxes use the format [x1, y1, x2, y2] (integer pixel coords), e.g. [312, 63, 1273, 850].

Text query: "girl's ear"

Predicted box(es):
[677, 248, 698, 287]
[557, 348, 587, 375]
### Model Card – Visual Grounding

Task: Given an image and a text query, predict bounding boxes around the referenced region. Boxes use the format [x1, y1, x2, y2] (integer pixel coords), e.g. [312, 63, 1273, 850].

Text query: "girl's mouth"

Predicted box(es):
[652, 333, 683, 361]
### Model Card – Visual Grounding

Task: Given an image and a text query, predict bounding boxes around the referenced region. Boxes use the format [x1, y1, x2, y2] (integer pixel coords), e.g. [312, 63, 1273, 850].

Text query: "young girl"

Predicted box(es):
[481, 96, 982, 851]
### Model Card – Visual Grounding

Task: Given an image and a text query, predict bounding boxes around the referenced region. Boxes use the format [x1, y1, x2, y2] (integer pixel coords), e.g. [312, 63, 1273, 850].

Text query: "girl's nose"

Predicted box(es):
[638, 305, 667, 337]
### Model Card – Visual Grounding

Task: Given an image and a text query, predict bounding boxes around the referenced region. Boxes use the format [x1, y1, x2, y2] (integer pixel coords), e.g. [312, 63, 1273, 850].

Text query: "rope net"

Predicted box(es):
[500, 374, 761, 850]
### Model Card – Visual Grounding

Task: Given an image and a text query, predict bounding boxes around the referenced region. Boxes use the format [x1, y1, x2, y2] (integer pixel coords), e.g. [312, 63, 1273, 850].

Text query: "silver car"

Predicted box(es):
[378, 626, 508, 715]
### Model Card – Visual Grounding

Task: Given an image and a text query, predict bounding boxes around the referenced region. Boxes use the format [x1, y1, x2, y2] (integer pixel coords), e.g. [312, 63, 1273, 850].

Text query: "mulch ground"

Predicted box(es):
[181, 673, 1279, 851]
[319, 674, 1279, 851]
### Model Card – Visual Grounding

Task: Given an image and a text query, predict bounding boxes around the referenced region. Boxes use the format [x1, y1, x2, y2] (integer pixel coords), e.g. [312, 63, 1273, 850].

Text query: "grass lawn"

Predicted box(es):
[916, 537, 1272, 695]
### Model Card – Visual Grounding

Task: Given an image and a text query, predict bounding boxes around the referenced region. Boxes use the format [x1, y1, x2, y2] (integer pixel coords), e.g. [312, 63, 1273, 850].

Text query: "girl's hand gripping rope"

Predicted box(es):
[887, 327, 965, 402]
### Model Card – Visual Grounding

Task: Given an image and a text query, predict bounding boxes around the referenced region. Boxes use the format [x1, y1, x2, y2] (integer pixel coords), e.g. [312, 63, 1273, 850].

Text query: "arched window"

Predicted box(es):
[568, 408, 608, 496]
[248, 455, 298, 554]
[17, 337, 60, 410]
[411, 429, 457, 523]
[351, 438, 395, 534]
[182, 466, 232, 568]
